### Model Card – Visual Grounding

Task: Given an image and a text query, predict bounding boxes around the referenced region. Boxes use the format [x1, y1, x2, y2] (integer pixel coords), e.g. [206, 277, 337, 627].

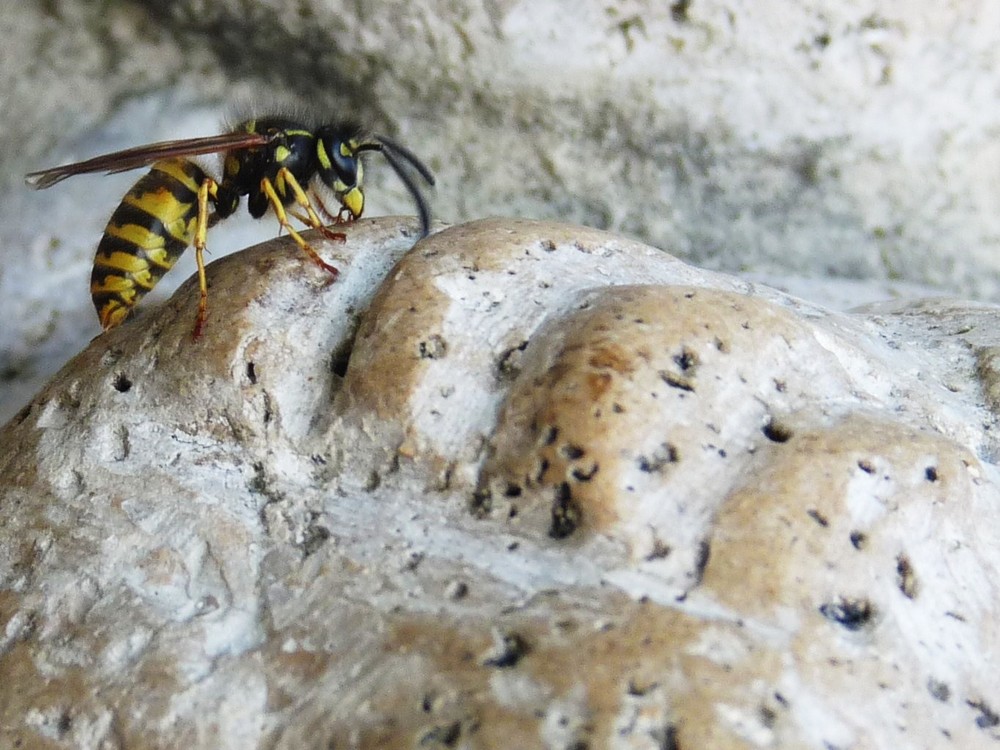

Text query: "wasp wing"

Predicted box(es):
[25, 131, 273, 190]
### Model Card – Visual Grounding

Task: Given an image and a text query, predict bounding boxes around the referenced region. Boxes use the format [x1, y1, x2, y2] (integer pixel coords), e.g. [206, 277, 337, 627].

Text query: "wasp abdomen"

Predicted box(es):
[91, 159, 207, 330]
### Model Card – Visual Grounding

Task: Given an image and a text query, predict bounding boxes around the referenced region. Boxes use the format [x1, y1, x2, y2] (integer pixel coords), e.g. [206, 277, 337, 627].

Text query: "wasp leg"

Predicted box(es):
[288, 206, 348, 243]
[277, 167, 347, 244]
[311, 191, 354, 227]
[261, 174, 340, 278]
[192, 177, 219, 339]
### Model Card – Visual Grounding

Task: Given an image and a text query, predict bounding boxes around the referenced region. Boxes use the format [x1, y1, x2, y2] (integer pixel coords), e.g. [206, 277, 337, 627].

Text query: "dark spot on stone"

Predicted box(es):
[673, 347, 698, 372]
[497, 340, 529, 380]
[925, 466, 939, 482]
[539, 239, 556, 251]
[470, 487, 492, 516]
[612, 402, 625, 413]
[301, 526, 329, 556]
[896, 554, 918, 599]
[814, 32, 831, 49]
[626, 679, 657, 696]
[693, 539, 711, 583]
[541, 425, 559, 446]
[550, 482, 581, 539]
[759, 704, 777, 728]
[645, 538, 671, 561]
[858, 459, 875, 474]
[927, 678, 950, 702]
[483, 631, 530, 668]
[561, 444, 585, 460]
[503, 483, 522, 498]
[819, 597, 875, 631]
[329, 339, 354, 378]
[113, 373, 132, 393]
[653, 724, 680, 750]
[419, 720, 462, 746]
[968, 699, 1000, 729]
[762, 418, 792, 443]
[262, 391, 273, 425]
[571, 463, 599, 482]
[246, 362, 257, 384]
[418, 335, 448, 359]
[660, 369, 695, 391]
[637, 443, 679, 473]
[670, 0, 690, 24]
[806, 509, 829, 527]
[536, 457, 550, 482]
[849, 531, 867, 550]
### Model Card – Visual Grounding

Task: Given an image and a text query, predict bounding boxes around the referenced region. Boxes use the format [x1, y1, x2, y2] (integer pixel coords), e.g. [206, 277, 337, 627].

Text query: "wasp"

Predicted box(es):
[26, 116, 435, 336]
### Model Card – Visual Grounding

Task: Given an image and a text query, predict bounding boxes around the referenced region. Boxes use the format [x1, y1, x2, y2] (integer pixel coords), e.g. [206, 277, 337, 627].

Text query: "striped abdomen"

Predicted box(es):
[91, 159, 207, 330]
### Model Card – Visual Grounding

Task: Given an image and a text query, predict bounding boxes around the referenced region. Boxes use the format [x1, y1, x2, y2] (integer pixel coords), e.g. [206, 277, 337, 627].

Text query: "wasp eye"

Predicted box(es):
[325, 139, 358, 186]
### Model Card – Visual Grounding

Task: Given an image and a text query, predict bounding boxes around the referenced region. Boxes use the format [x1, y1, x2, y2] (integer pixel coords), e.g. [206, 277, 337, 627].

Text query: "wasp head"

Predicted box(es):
[315, 126, 366, 221]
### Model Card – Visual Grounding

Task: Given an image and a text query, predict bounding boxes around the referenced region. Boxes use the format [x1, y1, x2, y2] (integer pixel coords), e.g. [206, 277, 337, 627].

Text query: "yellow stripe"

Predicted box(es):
[123, 191, 197, 244]
[95, 245, 153, 273]
[97, 302, 129, 330]
[91, 275, 137, 296]
[105, 223, 167, 252]
[317, 139, 331, 170]
[150, 160, 201, 193]
[93, 265, 155, 290]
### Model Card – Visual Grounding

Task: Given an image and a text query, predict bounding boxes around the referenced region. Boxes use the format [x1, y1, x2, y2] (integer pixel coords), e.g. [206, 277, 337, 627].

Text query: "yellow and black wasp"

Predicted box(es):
[26, 116, 435, 336]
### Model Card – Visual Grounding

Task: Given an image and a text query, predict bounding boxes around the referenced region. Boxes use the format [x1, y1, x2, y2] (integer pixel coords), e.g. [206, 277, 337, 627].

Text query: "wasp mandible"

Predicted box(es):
[26, 116, 435, 337]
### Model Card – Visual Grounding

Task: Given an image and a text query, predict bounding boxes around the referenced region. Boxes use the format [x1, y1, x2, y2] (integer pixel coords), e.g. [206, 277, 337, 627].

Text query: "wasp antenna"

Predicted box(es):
[375, 145, 433, 237]
[361, 136, 436, 186]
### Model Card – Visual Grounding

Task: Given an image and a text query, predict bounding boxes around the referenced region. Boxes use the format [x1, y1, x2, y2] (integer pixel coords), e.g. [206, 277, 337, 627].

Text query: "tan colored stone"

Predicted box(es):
[1, 218, 999, 748]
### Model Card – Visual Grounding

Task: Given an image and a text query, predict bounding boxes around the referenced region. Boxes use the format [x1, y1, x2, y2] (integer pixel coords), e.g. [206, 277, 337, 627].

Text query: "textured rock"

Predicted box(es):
[3, 0, 1000, 424]
[1, 217, 999, 749]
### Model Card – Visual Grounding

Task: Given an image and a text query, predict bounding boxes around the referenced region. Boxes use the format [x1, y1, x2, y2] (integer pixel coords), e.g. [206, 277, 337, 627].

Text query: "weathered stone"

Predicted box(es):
[1, 217, 999, 749]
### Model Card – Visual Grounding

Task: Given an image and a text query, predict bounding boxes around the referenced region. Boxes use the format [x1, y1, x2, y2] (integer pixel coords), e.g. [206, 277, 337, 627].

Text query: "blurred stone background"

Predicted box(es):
[1, 0, 998, 423]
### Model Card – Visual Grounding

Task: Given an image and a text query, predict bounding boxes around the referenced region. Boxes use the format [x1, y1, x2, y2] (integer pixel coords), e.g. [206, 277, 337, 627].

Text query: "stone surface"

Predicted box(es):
[1, 217, 999, 749]
[3, 0, 1000, 424]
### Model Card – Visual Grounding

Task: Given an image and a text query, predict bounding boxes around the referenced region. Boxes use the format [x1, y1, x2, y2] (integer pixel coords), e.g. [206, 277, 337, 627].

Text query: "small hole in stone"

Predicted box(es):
[925, 466, 939, 482]
[561, 444, 585, 460]
[693, 539, 711, 583]
[968, 699, 1000, 730]
[927, 678, 950, 703]
[113, 373, 132, 393]
[819, 597, 875, 631]
[896, 554, 919, 599]
[857, 459, 875, 474]
[850, 531, 867, 550]
[806, 509, 829, 527]
[246, 362, 257, 384]
[503, 483, 522, 498]
[549, 482, 581, 539]
[329, 340, 354, 378]
[762, 418, 792, 443]
[673, 347, 698, 372]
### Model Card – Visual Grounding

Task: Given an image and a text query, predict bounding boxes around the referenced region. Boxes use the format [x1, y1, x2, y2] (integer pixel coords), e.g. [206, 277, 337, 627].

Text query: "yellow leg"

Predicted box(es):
[261, 175, 340, 277]
[278, 168, 348, 245]
[193, 178, 218, 339]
